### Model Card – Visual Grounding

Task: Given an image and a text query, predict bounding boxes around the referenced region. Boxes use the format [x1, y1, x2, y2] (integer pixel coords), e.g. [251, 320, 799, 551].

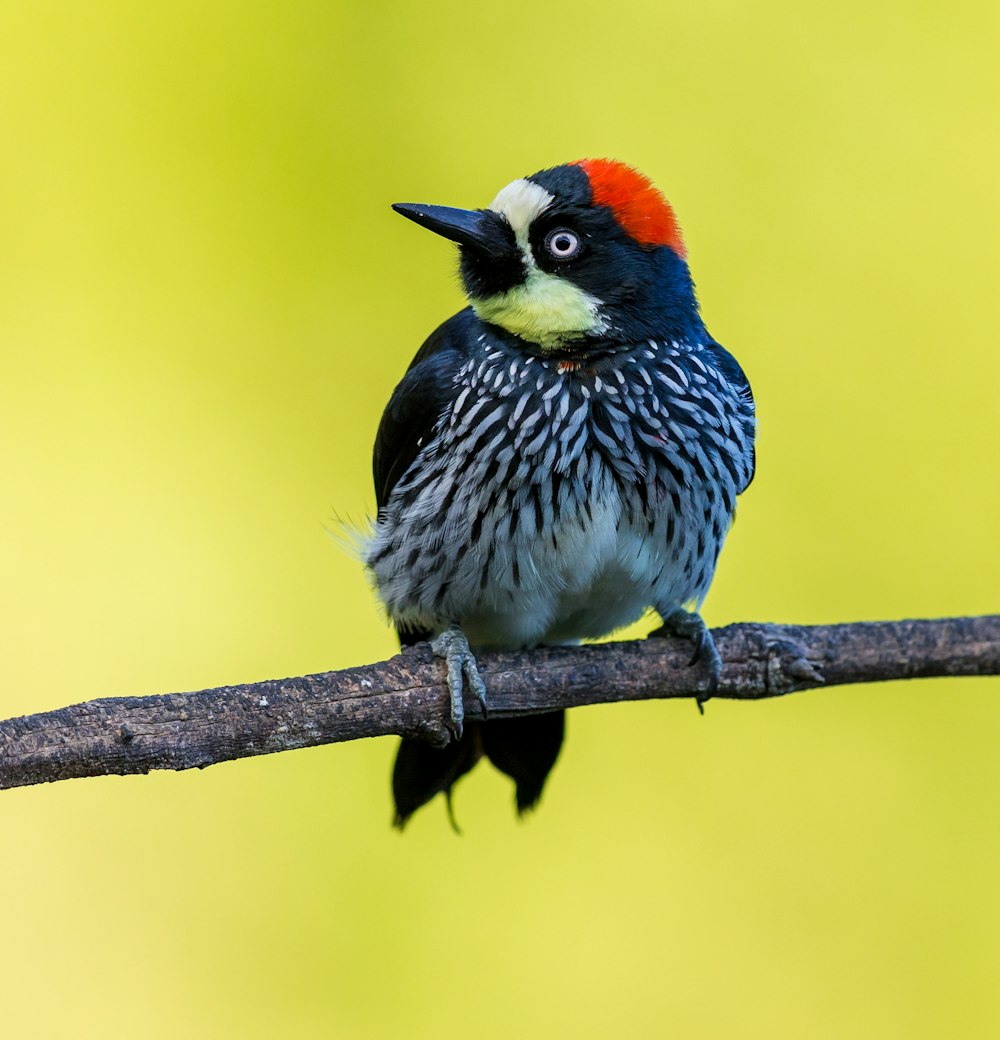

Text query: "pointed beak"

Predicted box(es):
[392, 203, 514, 258]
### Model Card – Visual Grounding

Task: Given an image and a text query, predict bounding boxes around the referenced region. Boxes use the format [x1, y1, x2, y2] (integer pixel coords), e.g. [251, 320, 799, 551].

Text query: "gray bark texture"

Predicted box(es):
[2, 616, 998, 792]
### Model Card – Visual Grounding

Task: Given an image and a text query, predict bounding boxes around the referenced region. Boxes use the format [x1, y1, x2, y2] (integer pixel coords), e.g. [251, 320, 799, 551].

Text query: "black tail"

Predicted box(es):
[392, 728, 483, 830]
[480, 711, 565, 814]
[391, 711, 565, 827]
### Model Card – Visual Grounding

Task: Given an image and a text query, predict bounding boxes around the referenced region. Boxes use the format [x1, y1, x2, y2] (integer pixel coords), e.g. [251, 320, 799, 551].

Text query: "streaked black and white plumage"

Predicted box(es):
[365, 160, 755, 827]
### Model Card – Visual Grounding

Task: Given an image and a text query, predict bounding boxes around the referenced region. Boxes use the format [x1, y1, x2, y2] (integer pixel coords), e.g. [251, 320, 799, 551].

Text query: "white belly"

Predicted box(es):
[459, 493, 673, 648]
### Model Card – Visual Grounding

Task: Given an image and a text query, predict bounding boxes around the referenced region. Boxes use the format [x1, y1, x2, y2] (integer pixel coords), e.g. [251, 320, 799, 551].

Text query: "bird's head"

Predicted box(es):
[393, 159, 703, 351]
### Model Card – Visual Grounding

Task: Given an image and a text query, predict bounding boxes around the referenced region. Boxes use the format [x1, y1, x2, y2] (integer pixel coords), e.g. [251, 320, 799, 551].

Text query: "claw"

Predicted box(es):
[650, 608, 722, 713]
[430, 626, 488, 742]
[688, 624, 706, 667]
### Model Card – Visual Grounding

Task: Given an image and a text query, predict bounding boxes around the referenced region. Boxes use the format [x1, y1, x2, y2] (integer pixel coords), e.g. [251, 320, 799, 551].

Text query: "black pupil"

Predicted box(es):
[554, 234, 572, 253]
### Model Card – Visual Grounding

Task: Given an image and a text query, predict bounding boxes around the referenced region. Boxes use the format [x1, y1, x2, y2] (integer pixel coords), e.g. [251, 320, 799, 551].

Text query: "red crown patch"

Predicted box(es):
[574, 159, 686, 257]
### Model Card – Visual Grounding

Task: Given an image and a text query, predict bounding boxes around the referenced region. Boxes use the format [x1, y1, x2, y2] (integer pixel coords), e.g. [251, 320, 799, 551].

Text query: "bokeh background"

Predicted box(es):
[2, 1, 999, 1036]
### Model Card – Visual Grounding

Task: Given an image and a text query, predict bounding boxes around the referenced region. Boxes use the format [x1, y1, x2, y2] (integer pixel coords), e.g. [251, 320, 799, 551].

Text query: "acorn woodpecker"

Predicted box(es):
[366, 159, 756, 827]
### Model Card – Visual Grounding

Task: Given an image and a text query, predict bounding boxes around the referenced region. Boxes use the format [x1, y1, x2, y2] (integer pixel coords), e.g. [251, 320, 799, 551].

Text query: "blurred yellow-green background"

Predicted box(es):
[2, 1, 999, 1036]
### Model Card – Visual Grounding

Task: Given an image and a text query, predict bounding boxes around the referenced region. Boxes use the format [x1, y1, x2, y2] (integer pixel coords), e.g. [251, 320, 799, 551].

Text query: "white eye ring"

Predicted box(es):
[544, 228, 581, 260]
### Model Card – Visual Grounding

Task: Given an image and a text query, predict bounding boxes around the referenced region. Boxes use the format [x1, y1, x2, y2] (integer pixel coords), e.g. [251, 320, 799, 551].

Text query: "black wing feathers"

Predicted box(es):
[706, 340, 756, 492]
[372, 309, 475, 510]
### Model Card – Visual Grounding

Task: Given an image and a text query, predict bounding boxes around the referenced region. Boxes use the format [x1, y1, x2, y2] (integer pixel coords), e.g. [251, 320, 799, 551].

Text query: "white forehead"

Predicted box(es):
[488, 178, 554, 242]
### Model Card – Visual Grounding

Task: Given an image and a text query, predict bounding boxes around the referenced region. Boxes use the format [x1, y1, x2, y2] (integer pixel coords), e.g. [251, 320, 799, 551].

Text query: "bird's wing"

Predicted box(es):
[373, 308, 474, 510]
[706, 340, 756, 492]
[373, 310, 477, 647]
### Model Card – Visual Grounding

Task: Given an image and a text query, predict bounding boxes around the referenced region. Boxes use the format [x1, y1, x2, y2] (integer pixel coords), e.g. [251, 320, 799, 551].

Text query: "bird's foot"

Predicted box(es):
[649, 608, 722, 714]
[430, 626, 488, 742]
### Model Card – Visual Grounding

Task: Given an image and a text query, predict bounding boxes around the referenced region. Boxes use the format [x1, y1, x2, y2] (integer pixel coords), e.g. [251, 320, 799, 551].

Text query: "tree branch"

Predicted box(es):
[2, 616, 998, 792]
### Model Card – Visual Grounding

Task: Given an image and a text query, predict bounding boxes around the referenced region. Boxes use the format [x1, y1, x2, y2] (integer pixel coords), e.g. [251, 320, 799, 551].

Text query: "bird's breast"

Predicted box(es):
[368, 337, 752, 647]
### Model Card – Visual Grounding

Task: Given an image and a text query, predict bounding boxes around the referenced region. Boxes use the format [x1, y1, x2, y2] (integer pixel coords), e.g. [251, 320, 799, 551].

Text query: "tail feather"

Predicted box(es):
[481, 711, 565, 815]
[392, 729, 482, 830]
[391, 712, 565, 826]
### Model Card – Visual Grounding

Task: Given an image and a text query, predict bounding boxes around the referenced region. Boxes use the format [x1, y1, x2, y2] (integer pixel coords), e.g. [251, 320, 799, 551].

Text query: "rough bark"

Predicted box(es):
[2, 616, 998, 792]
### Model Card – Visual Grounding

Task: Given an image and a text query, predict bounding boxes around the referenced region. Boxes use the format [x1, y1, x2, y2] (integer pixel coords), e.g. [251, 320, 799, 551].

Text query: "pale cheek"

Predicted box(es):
[471, 271, 607, 348]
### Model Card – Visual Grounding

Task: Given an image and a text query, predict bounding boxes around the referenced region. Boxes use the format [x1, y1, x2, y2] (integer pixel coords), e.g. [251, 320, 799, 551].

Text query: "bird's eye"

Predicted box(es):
[544, 228, 581, 260]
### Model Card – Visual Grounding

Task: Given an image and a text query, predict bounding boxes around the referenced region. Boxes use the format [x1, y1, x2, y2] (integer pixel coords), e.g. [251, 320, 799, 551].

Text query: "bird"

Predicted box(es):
[365, 159, 756, 828]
